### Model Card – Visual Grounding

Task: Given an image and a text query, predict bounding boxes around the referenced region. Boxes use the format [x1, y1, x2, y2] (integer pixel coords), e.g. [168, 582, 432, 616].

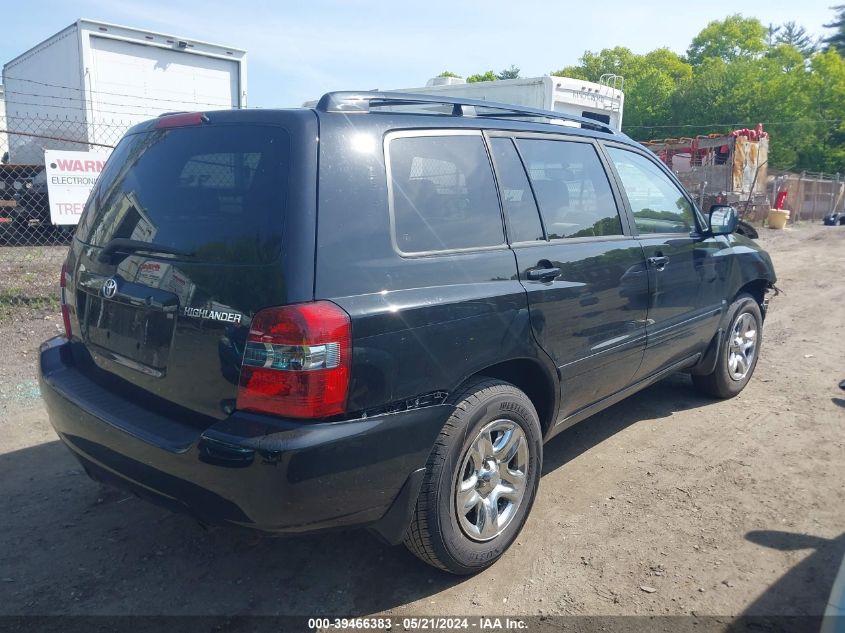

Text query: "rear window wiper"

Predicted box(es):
[97, 238, 195, 263]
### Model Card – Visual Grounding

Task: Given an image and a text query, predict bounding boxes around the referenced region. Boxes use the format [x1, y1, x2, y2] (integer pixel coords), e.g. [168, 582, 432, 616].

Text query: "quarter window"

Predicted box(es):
[606, 148, 695, 234]
[515, 139, 623, 239]
[388, 134, 504, 253]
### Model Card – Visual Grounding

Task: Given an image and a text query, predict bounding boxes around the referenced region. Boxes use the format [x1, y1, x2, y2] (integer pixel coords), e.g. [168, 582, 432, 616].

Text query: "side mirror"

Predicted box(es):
[709, 205, 738, 235]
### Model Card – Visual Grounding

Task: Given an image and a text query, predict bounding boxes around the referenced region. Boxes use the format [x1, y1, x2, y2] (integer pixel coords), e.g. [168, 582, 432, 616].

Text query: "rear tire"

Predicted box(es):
[692, 293, 763, 398]
[403, 378, 542, 574]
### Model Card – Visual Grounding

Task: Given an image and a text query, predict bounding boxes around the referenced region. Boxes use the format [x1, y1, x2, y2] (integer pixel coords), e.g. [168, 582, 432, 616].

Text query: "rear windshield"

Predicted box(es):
[76, 125, 290, 264]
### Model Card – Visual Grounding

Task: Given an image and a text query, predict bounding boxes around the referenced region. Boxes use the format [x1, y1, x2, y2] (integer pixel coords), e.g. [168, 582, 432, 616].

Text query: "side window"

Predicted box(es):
[388, 134, 504, 253]
[606, 147, 695, 235]
[488, 137, 544, 243]
[515, 139, 623, 239]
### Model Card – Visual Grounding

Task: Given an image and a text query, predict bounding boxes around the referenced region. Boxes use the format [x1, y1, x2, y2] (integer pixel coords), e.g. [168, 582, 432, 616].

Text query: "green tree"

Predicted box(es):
[686, 15, 768, 65]
[496, 65, 521, 80]
[439, 9, 845, 172]
[803, 49, 845, 169]
[667, 42, 819, 166]
[823, 5, 845, 54]
[776, 21, 816, 56]
[552, 47, 692, 131]
[766, 23, 781, 47]
[437, 71, 461, 78]
[553, 46, 637, 80]
[466, 70, 497, 83]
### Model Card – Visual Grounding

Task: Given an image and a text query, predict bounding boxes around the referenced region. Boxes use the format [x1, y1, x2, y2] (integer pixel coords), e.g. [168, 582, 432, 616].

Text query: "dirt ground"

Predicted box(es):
[0, 224, 842, 619]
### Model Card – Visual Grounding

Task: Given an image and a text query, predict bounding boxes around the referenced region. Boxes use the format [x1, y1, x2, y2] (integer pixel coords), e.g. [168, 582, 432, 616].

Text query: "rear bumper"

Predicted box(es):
[38, 337, 450, 540]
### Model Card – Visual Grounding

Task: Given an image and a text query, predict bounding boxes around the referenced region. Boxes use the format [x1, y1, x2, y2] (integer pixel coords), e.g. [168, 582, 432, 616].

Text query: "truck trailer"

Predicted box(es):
[398, 74, 625, 131]
[0, 19, 247, 239]
[643, 126, 770, 233]
[2, 19, 247, 164]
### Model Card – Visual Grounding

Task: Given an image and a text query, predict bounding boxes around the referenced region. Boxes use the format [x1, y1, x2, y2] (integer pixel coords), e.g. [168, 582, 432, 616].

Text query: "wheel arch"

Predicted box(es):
[733, 278, 771, 319]
[458, 358, 559, 438]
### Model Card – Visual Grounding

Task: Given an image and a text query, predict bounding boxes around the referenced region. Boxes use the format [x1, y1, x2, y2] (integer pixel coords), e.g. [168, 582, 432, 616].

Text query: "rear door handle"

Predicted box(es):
[526, 267, 561, 281]
[647, 256, 669, 270]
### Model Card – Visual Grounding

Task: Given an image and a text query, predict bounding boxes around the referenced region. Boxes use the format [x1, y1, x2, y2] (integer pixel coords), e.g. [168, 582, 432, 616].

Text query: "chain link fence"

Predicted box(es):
[2, 112, 843, 319]
[766, 170, 844, 223]
[0, 114, 128, 316]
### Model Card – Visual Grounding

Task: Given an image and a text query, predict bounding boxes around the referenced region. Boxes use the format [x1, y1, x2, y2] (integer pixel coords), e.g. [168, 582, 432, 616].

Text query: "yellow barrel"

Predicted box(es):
[767, 209, 790, 229]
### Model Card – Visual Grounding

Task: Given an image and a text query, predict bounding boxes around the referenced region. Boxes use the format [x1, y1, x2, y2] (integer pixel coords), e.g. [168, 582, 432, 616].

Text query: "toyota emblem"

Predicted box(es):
[102, 278, 118, 299]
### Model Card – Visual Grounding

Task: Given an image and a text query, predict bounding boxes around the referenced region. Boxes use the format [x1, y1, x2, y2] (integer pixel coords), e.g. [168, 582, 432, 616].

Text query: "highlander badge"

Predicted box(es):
[182, 307, 242, 324]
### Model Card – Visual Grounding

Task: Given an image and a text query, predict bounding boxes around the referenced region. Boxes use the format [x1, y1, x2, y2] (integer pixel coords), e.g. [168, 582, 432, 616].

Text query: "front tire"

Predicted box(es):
[692, 293, 763, 398]
[403, 378, 542, 574]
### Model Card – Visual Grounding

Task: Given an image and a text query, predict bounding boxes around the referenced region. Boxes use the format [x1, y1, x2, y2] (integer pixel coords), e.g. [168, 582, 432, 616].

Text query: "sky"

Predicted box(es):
[1, 0, 838, 108]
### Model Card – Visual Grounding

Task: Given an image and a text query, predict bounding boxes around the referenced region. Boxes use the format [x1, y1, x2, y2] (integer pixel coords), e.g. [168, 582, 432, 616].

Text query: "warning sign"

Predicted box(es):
[44, 149, 112, 225]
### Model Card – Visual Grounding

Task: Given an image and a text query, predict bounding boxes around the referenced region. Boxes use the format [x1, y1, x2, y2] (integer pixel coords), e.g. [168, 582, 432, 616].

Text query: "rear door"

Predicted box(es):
[603, 145, 719, 378]
[66, 113, 317, 421]
[488, 133, 649, 420]
[88, 35, 239, 122]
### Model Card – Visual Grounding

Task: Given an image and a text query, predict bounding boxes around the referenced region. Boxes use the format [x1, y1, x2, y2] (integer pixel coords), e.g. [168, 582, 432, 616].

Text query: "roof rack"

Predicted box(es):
[315, 91, 617, 135]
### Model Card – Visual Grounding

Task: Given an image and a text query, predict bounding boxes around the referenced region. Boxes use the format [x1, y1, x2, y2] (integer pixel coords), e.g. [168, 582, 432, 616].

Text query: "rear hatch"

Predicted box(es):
[66, 111, 317, 422]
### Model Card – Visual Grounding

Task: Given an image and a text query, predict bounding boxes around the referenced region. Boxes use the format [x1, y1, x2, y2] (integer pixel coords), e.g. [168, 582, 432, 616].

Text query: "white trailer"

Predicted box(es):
[3, 19, 247, 163]
[0, 84, 7, 156]
[399, 75, 625, 131]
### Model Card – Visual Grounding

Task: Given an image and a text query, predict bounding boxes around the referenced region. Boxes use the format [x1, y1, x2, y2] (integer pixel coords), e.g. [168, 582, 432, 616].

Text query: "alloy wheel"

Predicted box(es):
[728, 312, 757, 381]
[455, 419, 529, 542]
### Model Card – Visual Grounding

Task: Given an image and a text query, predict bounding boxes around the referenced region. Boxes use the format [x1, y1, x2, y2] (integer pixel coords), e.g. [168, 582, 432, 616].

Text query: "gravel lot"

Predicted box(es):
[0, 242, 65, 319]
[0, 224, 842, 619]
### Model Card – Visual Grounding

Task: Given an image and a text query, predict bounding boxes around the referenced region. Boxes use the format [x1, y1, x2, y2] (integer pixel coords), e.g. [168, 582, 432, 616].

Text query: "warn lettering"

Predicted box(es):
[182, 307, 242, 324]
[54, 158, 106, 173]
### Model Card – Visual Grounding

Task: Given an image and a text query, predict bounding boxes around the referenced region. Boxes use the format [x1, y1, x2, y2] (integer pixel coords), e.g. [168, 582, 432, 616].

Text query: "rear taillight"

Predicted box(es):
[60, 262, 72, 338]
[236, 301, 352, 419]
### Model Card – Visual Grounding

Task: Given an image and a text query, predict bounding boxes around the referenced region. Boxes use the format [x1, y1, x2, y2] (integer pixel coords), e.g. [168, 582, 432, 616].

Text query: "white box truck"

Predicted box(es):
[2, 19, 247, 164]
[0, 84, 7, 152]
[399, 75, 625, 131]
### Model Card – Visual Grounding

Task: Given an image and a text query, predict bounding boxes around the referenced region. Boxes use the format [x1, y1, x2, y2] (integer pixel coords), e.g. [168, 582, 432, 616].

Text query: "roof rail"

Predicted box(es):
[315, 91, 617, 135]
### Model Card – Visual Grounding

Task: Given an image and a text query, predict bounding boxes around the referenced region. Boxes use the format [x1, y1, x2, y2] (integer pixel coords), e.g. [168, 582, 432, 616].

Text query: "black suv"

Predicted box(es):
[39, 93, 777, 574]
